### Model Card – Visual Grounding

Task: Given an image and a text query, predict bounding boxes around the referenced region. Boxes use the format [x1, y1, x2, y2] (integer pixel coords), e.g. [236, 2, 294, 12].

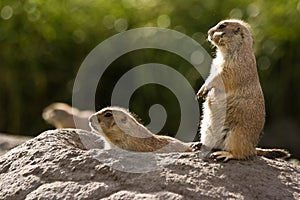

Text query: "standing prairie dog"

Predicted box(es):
[88, 106, 193, 153]
[197, 19, 289, 161]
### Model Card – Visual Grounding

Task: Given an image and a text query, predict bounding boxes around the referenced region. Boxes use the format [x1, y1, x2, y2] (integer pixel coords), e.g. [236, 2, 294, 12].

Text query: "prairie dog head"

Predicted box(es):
[208, 19, 253, 52]
[89, 107, 151, 139]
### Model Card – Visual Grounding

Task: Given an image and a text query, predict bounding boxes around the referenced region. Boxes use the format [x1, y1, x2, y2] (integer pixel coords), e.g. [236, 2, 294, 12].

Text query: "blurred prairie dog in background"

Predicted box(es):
[43, 102, 93, 131]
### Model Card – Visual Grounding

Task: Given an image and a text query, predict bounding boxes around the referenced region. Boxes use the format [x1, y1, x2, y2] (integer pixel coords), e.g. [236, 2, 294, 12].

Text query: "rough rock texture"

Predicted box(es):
[0, 129, 299, 200]
[0, 133, 31, 156]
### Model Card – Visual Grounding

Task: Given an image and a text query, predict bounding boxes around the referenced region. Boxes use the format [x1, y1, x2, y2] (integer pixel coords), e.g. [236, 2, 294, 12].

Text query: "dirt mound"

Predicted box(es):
[0, 129, 299, 199]
[0, 133, 31, 156]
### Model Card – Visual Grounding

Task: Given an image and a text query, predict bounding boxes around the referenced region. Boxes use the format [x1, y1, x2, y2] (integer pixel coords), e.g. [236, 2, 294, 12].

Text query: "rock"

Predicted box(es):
[0, 129, 299, 200]
[0, 133, 31, 156]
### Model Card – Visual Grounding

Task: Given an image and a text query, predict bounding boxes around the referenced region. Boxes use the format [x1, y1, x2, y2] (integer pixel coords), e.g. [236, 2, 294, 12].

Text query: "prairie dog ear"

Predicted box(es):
[234, 27, 240, 35]
[121, 116, 127, 124]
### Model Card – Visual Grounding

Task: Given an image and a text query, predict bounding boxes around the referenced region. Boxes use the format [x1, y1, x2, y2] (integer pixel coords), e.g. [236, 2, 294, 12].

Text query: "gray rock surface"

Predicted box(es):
[0, 129, 299, 200]
[0, 133, 31, 156]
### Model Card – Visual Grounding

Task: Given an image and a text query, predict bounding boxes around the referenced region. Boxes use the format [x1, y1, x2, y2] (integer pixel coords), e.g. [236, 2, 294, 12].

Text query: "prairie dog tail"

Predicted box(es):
[256, 148, 290, 159]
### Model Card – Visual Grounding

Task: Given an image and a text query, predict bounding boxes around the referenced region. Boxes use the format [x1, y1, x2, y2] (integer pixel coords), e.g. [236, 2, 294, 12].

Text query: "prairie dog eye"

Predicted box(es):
[218, 24, 226, 30]
[104, 112, 113, 118]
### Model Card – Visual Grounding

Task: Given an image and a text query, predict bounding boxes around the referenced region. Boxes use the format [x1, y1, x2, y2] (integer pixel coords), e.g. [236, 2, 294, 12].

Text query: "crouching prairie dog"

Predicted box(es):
[196, 19, 290, 161]
[43, 102, 93, 131]
[89, 106, 193, 153]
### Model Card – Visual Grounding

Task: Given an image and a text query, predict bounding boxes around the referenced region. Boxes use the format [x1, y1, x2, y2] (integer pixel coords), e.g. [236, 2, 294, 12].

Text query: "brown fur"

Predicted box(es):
[89, 106, 193, 153]
[256, 148, 290, 159]
[196, 19, 287, 161]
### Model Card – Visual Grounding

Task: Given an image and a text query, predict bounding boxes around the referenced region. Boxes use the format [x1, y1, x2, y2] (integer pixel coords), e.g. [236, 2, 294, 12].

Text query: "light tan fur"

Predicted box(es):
[43, 102, 93, 131]
[89, 106, 193, 153]
[197, 19, 289, 161]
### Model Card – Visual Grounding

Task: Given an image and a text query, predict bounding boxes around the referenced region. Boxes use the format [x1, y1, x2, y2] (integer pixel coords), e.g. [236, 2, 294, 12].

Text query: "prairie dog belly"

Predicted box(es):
[200, 88, 227, 150]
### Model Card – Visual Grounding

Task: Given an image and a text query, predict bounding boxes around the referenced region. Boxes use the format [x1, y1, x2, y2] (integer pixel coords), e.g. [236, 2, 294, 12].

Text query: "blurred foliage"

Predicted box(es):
[1, 0, 300, 156]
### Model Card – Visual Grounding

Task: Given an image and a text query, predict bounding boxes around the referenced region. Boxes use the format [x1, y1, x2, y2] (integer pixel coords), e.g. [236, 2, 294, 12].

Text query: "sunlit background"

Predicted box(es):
[1, 0, 300, 158]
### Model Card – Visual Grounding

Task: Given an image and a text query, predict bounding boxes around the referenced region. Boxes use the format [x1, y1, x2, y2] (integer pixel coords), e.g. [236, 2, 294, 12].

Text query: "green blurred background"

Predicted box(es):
[1, 0, 299, 158]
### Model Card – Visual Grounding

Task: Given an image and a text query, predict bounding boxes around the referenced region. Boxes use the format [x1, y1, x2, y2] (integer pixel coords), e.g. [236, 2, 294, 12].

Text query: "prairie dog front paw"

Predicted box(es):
[196, 85, 209, 99]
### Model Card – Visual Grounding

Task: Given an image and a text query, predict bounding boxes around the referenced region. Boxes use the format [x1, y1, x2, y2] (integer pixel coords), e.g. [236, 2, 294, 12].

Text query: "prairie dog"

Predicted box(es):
[88, 106, 193, 153]
[197, 19, 279, 161]
[43, 102, 93, 131]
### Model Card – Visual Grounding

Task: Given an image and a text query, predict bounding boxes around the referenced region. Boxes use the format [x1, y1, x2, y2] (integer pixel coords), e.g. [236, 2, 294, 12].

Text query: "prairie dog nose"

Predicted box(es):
[88, 114, 99, 130]
[88, 114, 98, 124]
